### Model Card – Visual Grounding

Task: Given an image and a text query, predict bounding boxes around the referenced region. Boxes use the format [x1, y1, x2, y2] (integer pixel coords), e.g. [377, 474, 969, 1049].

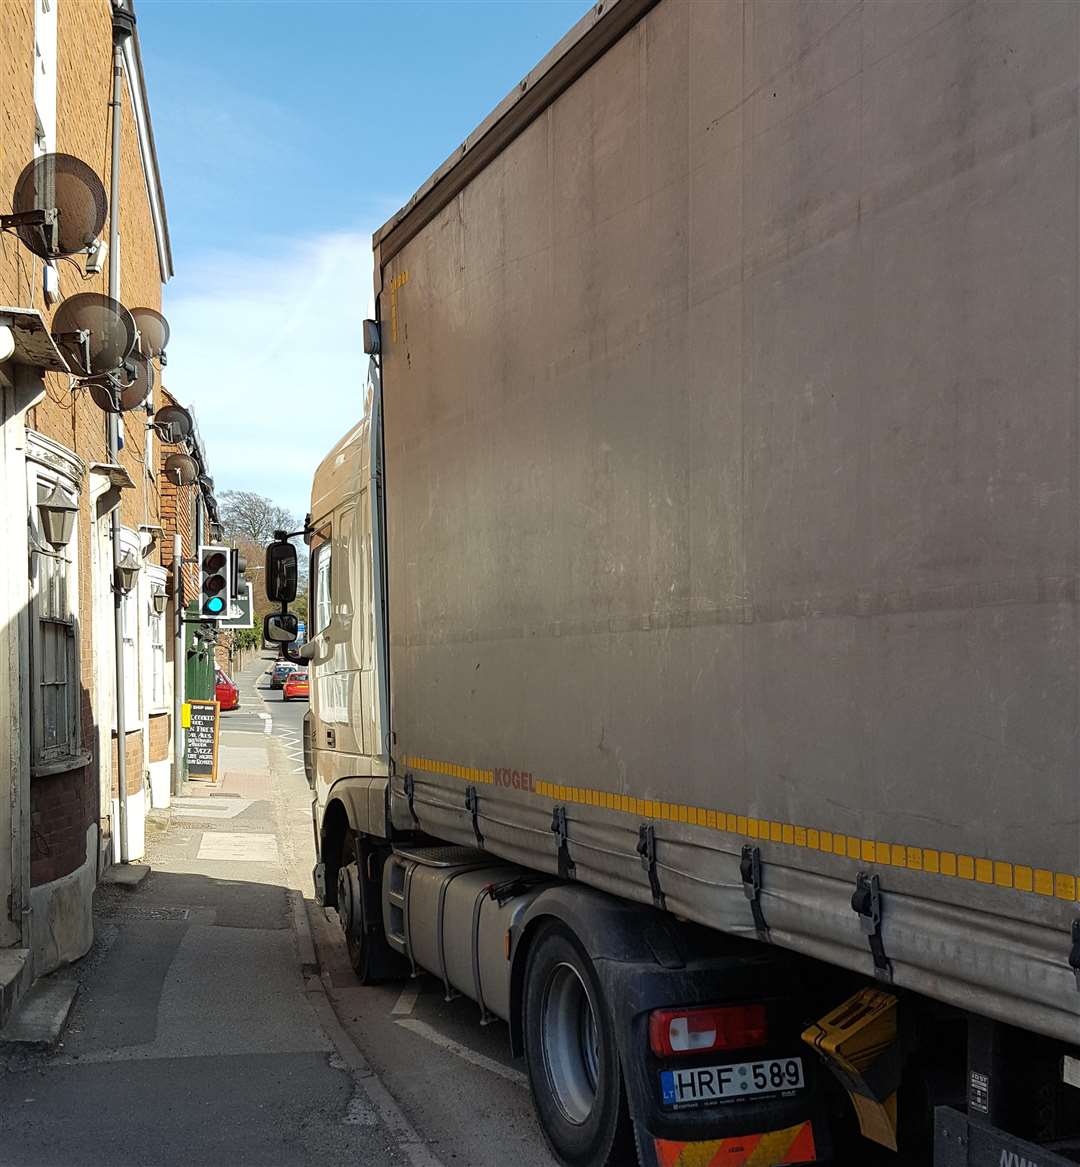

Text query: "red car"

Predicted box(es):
[215, 669, 239, 711]
[282, 670, 309, 702]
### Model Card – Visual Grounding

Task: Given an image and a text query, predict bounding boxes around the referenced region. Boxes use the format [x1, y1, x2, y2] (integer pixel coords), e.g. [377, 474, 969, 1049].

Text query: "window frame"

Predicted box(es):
[26, 433, 86, 776]
[116, 528, 141, 733]
[312, 540, 332, 636]
[145, 563, 168, 713]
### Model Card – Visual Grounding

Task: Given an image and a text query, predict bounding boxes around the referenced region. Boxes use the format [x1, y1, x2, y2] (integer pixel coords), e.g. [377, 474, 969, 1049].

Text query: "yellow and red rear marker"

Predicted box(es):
[655, 1121, 816, 1167]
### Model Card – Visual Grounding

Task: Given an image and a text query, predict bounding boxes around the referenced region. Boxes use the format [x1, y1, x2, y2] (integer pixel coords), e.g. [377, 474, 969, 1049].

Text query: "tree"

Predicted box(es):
[218, 490, 297, 545]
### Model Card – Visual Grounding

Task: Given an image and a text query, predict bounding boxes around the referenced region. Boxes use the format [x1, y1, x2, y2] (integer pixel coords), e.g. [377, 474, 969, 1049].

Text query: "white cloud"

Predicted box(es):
[161, 230, 378, 518]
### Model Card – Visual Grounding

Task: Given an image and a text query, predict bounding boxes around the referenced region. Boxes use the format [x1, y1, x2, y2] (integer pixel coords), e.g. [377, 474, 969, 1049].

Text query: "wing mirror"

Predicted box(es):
[265, 540, 297, 603]
[263, 612, 298, 643]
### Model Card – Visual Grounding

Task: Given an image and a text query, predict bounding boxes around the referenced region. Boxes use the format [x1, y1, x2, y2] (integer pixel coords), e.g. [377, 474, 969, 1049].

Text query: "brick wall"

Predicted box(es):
[148, 711, 169, 763]
[0, 1, 35, 309]
[110, 730, 145, 797]
[30, 769, 90, 887]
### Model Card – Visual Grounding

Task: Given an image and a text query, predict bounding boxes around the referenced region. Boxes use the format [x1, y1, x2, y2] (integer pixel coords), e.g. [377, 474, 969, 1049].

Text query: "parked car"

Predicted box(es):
[215, 669, 239, 711]
[269, 660, 298, 689]
[282, 670, 308, 702]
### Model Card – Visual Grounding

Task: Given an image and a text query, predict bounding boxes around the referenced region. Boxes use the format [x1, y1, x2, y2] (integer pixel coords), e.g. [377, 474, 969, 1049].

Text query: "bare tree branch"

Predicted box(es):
[218, 490, 297, 545]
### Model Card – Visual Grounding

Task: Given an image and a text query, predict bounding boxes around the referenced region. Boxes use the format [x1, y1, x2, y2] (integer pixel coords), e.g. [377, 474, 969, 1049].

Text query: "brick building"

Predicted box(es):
[0, 0, 219, 1023]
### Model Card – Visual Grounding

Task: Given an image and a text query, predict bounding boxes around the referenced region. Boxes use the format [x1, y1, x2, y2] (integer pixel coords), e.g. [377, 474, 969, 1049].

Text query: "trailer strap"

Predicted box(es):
[740, 846, 769, 940]
[471, 885, 494, 1025]
[852, 872, 892, 982]
[551, 806, 575, 880]
[465, 785, 484, 847]
[403, 772, 419, 824]
[637, 824, 665, 910]
[1070, 920, 1080, 991]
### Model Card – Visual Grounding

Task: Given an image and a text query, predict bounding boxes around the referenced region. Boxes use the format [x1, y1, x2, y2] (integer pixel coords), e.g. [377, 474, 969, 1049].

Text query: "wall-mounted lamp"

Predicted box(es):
[150, 586, 167, 616]
[115, 548, 141, 594]
[37, 481, 78, 549]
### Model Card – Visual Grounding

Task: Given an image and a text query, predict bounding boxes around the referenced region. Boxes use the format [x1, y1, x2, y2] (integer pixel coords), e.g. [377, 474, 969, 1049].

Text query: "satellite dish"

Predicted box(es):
[51, 293, 136, 378]
[86, 353, 154, 413]
[7, 153, 107, 258]
[130, 307, 169, 359]
[164, 452, 198, 486]
[153, 404, 193, 444]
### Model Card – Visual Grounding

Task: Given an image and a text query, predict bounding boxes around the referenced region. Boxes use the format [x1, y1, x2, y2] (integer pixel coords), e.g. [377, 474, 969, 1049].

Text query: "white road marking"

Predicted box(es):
[263, 718, 272, 735]
[391, 984, 421, 1016]
[196, 832, 279, 862]
[394, 1019, 528, 1088]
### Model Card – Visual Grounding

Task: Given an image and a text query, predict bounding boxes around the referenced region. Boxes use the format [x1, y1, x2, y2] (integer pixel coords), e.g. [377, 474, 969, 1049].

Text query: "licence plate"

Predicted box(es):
[660, 1056, 805, 1107]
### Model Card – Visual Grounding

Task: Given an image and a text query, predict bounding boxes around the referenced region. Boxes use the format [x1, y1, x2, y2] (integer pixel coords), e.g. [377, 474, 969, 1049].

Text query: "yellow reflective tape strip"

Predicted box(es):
[403, 755, 1080, 902]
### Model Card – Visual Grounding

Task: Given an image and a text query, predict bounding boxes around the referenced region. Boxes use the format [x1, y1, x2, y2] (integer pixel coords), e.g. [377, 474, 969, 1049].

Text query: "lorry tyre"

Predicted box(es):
[523, 922, 636, 1167]
[337, 834, 406, 984]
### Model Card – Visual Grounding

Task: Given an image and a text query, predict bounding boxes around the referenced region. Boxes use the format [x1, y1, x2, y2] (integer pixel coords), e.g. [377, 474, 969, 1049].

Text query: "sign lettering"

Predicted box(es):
[186, 699, 220, 781]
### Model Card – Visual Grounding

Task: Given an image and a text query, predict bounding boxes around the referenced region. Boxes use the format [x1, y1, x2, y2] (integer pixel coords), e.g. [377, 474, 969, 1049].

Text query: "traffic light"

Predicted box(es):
[230, 548, 246, 602]
[198, 544, 231, 620]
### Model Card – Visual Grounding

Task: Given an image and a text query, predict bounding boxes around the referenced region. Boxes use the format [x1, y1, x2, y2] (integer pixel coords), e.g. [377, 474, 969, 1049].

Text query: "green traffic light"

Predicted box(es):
[207, 596, 224, 614]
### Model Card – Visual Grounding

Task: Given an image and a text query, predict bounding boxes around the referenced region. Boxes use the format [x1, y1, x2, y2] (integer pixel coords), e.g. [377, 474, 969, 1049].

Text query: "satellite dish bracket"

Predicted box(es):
[1, 207, 58, 255]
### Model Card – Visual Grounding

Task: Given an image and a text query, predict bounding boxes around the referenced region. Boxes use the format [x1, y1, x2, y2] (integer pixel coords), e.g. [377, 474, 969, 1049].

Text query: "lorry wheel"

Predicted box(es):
[524, 922, 636, 1167]
[336, 835, 407, 984]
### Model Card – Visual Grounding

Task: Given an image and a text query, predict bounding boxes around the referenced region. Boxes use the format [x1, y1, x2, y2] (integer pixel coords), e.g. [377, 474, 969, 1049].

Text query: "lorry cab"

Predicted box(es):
[297, 374, 394, 901]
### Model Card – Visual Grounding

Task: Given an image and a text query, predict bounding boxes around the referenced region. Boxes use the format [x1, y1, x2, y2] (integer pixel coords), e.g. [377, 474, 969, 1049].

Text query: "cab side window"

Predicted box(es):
[313, 542, 332, 634]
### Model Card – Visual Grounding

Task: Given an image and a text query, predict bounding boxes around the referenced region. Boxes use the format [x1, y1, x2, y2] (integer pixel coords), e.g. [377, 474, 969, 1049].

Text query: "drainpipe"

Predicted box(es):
[171, 531, 184, 796]
[108, 5, 135, 862]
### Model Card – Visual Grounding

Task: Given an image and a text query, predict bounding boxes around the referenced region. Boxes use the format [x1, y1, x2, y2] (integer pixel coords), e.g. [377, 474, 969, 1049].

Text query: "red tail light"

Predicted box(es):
[648, 1004, 768, 1058]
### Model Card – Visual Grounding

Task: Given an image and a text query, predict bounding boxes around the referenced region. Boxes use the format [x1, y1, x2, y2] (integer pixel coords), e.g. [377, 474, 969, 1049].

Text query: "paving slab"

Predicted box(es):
[99, 864, 151, 888]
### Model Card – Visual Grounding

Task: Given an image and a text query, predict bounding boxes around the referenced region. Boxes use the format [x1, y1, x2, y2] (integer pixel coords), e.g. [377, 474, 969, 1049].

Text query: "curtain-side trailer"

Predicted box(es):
[266, 2, 1080, 1164]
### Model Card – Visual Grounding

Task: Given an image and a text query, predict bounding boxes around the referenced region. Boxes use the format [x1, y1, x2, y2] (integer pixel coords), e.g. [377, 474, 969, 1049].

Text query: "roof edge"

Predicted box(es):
[372, 0, 659, 271]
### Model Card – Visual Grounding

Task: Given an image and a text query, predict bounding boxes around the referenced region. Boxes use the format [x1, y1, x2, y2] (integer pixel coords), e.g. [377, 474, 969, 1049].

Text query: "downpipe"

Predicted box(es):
[108, 10, 134, 862]
[171, 532, 183, 796]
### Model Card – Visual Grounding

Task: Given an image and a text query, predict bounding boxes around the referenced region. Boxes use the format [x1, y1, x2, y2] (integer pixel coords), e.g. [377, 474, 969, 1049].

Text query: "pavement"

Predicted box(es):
[0, 653, 426, 1167]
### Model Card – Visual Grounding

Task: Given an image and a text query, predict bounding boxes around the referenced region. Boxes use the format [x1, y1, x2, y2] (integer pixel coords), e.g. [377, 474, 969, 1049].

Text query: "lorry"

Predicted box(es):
[263, 2, 1080, 1163]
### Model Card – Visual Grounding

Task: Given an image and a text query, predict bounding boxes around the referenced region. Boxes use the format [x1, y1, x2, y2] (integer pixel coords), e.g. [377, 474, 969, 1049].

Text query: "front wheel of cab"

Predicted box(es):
[336, 834, 408, 984]
[523, 922, 637, 1167]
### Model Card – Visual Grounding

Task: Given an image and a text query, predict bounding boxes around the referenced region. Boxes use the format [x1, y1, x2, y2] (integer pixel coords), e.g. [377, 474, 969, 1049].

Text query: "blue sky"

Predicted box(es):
[137, 0, 591, 518]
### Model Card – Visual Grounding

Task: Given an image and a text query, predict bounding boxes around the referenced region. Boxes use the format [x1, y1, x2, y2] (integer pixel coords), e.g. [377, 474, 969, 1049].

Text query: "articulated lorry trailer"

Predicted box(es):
[265, 1, 1080, 1163]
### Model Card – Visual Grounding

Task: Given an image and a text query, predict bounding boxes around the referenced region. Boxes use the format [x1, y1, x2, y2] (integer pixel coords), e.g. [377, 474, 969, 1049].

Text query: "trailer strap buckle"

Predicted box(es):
[551, 806, 575, 880]
[1070, 920, 1080, 991]
[852, 872, 892, 982]
[636, 824, 665, 910]
[465, 785, 484, 847]
[739, 845, 769, 940]
[403, 772, 419, 824]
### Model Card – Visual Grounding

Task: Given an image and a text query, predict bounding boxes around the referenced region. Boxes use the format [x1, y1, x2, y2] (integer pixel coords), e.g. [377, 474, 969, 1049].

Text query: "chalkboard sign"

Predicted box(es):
[186, 699, 220, 781]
